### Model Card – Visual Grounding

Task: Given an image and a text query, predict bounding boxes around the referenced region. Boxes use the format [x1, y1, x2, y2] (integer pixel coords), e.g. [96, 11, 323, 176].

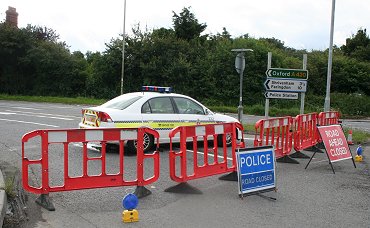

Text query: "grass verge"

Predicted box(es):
[343, 128, 370, 145]
[5, 176, 16, 198]
[0, 94, 106, 105]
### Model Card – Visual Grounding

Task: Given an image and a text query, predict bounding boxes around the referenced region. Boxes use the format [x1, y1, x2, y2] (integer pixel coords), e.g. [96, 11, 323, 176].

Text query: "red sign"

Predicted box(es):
[317, 125, 353, 162]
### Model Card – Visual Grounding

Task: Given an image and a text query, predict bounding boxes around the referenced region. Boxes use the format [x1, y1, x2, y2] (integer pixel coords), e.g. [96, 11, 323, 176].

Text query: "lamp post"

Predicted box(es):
[120, 0, 127, 95]
[231, 49, 253, 124]
[324, 0, 336, 111]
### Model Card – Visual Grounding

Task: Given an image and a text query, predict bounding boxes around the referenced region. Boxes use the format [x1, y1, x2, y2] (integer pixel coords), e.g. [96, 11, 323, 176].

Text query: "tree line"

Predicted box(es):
[0, 7, 369, 115]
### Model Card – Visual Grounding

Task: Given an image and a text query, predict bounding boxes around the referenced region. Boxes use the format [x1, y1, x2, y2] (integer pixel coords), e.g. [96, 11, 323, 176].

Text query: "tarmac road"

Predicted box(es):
[0, 100, 369, 228]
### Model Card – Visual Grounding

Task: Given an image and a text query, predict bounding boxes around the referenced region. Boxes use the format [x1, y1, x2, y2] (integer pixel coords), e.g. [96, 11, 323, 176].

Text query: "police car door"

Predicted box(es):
[141, 97, 180, 143]
[172, 97, 214, 128]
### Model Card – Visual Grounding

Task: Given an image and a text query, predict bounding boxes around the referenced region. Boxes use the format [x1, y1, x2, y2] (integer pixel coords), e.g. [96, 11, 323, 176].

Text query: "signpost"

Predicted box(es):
[265, 68, 308, 80]
[264, 79, 307, 92]
[236, 146, 276, 198]
[305, 125, 356, 173]
[264, 91, 299, 100]
[263, 54, 309, 117]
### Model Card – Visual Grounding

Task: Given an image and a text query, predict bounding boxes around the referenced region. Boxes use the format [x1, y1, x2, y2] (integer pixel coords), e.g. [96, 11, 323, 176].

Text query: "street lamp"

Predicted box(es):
[324, 0, 336, 111]
[120, 0, 127, 95]
[231, 48, 253, 124]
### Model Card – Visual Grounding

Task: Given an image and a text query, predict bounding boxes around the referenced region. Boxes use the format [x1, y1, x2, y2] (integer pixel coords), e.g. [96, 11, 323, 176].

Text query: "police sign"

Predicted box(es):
[236, 146, 276, 196]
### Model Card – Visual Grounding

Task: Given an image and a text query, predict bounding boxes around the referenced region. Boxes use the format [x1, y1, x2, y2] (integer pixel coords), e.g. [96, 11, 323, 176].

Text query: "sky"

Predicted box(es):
[1, 0, 369, 53]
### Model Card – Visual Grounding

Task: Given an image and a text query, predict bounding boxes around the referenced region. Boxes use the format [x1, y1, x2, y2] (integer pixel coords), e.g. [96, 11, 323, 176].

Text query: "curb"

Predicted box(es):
[0, 169, 7, 227]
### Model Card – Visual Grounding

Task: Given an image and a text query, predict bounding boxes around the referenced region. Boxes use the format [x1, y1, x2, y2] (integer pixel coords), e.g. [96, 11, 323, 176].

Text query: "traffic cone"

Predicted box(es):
[347, 130, 354, 145]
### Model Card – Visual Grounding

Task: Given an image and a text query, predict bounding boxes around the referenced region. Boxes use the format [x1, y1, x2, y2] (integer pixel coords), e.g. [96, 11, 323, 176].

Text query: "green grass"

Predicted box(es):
[343, 128, 370, 145]
[0, 94, 106, 105]
[243, 124, 256, 134]
[4, 176, 16, 198]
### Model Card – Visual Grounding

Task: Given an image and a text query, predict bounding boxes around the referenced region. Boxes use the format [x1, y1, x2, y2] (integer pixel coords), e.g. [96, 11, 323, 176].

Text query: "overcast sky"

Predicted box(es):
[1, 0, 369, 53]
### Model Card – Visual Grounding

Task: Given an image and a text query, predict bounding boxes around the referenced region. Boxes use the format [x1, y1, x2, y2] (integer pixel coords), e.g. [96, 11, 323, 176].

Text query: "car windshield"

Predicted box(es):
[100, 94, 142, 110]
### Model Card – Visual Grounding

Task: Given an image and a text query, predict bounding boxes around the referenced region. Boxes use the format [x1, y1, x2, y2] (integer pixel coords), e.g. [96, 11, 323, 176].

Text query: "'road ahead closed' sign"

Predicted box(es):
[317, 125, 353, 163]
[236, 146, 276, 196]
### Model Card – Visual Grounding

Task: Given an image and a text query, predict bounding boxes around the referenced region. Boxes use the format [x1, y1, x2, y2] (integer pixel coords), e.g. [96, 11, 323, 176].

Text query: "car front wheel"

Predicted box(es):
[217, 133, 233, 147]
[127, 133, 154, 153]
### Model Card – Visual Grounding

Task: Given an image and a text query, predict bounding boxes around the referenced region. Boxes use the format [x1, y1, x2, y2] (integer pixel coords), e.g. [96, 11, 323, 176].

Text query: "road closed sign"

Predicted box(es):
[317, 125, 353, 162]
[236, 146, 276, 196]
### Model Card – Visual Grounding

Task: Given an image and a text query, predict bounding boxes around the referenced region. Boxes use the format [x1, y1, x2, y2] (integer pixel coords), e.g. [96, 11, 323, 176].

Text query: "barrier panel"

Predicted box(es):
[254, 116, 298, 163]
[166, 123, 245, 192]
[316, 111, 341, 144]
[22, 127, 160, 211]
[318, 111, 340, 126]
[291, 113, 318, 158]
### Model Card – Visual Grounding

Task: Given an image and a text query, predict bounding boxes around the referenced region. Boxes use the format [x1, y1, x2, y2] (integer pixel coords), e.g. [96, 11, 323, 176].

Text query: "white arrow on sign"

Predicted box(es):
[264, 91, 299, 100]
[264, 79, 307, 92]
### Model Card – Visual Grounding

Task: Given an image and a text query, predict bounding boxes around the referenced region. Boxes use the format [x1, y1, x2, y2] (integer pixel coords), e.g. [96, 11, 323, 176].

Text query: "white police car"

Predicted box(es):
[79, 86, 239, 152]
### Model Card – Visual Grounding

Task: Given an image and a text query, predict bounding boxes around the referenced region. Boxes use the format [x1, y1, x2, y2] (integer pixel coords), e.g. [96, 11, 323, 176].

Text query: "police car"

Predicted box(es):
[79, 86, 240, 152]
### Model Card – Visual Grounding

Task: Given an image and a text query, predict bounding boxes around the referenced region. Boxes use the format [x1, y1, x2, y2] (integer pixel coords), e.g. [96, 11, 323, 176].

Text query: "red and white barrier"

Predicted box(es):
[22, 127, 160, 210]
[167, 122, 245, 189]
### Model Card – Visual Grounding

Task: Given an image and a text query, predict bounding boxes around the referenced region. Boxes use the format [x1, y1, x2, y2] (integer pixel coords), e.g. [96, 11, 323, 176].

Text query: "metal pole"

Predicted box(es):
[300, 54, 307, 114]
[237, 54, 244, 123]
[232, 48, 253, 124]
[120, 0, 127, 95]
[264, 52, 272, 118]
[324, 0, 336, 111]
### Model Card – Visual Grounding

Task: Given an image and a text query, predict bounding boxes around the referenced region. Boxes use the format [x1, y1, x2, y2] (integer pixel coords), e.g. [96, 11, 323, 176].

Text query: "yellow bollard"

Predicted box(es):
[122, 209, 139, 223]
[122, 188, 139, 223]
[355, 155, 363, 162]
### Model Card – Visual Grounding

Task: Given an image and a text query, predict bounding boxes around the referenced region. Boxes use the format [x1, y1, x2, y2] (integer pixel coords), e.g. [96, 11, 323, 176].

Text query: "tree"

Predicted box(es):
[0, 23, 36, 94]
[260, 37, 286, 50]
[172, 7, 207, 41]
[341, 28, 370, 61]
[25, 25, 61, 43]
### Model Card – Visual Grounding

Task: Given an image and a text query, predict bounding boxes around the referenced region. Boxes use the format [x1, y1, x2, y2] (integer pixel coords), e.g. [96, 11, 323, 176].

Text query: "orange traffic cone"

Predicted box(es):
[347, 130, 354, 145]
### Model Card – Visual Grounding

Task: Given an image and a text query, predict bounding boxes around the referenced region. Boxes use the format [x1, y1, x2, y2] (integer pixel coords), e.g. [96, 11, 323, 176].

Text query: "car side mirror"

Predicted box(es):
[205, 109, 213, 115]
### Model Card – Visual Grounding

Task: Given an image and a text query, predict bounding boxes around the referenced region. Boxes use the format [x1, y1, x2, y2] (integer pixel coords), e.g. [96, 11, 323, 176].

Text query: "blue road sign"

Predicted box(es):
[236, 146, 276, 195]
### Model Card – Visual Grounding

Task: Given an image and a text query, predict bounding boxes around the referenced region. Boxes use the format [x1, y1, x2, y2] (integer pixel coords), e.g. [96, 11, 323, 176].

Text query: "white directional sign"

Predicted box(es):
[264, 79, 307, 92]
[265, 68, 308, 80]
[264, 91, 299, 100]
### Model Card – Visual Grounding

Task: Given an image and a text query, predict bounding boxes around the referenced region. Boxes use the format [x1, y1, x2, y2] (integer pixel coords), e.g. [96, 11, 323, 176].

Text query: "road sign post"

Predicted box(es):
[264, 52, 272, 118]
[263, 53, 308, 117]
[300, 54, 307, 114]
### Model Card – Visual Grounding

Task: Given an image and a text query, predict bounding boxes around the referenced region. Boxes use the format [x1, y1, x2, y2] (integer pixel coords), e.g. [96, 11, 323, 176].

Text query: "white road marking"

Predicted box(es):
[12, 106, 42, 110]
[0, 112, 16, 115]
[0, 118, 60, 127]
[187, 149, 233, 161]
[6, 110, 79, 120]
[73, 143, 101, 152]
[244, 137, 255, 140]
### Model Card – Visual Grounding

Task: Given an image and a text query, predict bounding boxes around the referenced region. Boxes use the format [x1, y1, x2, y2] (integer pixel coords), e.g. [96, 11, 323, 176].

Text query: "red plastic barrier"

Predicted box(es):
[293, 113, 318, 151]
[168, 123, 245, 183]
[318, 111, 340, 126]
[317, 111, 341, 143]
[254, 117, 293, 159]
[22, 127, 160, 195]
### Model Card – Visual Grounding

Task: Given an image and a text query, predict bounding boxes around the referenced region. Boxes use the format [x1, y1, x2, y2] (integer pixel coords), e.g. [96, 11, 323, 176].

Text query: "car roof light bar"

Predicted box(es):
[141, 86, 172, 93]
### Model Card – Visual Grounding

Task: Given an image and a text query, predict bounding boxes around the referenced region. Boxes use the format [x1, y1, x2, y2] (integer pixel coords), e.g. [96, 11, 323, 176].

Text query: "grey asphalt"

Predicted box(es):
[0, 101, 370, 227]
[0, 169, 6, 227]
